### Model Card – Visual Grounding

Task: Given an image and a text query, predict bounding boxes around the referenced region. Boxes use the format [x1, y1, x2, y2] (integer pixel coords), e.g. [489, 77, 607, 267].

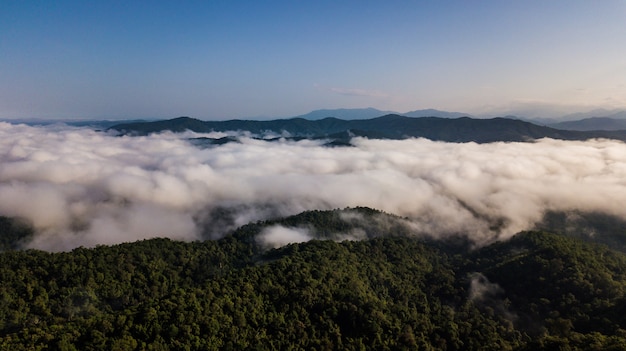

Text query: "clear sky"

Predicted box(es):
[1, 0, 625, 120]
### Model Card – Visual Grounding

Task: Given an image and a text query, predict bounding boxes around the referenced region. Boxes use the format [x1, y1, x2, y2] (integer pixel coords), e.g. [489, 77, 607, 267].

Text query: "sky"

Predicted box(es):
[1, 0, 626, 120]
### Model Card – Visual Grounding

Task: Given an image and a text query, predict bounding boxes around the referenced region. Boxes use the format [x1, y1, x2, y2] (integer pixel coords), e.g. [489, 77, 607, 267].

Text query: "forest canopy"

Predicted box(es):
[2, 208, 626, 350]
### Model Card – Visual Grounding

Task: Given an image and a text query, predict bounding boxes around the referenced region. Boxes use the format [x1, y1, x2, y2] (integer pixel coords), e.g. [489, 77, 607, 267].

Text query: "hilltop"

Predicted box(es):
[2, 208, 626, 349]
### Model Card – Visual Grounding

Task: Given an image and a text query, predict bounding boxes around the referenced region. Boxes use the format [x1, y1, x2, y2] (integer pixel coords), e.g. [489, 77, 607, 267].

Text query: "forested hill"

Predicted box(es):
[3, 208, 626, 349]
[109, 115, 626, 143]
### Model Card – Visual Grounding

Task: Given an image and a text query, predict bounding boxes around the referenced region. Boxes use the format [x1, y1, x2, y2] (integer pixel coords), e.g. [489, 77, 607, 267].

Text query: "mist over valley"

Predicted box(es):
[2, 115, 626, 251]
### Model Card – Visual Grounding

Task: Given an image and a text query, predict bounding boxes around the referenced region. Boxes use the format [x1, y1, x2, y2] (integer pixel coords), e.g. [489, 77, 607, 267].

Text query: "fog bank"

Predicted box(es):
[1, 122, 626, 250]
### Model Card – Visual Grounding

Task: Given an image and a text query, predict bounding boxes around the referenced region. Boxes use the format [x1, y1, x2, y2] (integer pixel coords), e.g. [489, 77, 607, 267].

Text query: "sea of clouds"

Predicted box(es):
[1, 122, 626, 251]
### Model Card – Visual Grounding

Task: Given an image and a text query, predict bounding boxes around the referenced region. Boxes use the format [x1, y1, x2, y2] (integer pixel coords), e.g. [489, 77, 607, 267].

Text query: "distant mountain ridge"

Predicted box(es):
[526, 109, 626, 131]
[403, 108, 472, 119]
[293, 108, 396, 120]
[559, 109, 626, 121]
[110, 115, 626, 143]
[549, 117, 626, 131]
[293, 107, 472, 120]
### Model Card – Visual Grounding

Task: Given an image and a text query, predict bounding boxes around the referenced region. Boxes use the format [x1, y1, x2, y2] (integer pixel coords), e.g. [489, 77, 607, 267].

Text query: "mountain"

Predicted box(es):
[549, 117, 626, 131]
[110, 115, 626, 143]
[292, 108, 473, 120]
[403, 108, 472, 118]
[3, 208, 626, 349]
[559, 109, 626, 121]
[293, 107, 397, 120]
[534, 109, 626, 130]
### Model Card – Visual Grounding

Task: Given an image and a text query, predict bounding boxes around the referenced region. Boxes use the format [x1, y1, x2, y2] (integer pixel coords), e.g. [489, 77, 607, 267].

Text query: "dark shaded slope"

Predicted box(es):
[349, 115, 561, 141]
[536, 210, 626, 253]
[110, 115, 626, 143]
[0, 216, 34, 251]
[465, 231, 626, 344]
[353, 115, 626, 142]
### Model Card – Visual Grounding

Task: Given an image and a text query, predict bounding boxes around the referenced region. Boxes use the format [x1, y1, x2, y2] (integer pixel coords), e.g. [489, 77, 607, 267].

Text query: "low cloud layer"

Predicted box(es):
[2, 122, 626, 250]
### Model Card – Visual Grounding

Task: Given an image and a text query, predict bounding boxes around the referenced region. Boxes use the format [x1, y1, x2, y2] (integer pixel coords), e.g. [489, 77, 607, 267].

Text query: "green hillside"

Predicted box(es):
[1, 209, 626, 350]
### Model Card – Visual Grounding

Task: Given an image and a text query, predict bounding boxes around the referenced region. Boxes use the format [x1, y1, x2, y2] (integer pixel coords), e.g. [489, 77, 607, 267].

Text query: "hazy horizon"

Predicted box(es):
[2, 105, 626, 123]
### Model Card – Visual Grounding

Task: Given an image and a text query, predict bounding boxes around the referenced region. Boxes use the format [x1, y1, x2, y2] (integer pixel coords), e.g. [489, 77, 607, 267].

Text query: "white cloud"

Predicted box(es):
[2, 122, 626, 250]
[257, 225, 313, 249]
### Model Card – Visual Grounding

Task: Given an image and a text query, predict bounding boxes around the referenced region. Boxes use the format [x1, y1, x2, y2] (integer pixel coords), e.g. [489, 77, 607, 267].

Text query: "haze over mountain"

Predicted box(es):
[540, 109, 626, 131]
[293, 108, 472, 120]
[403, 108, 472, 119]
[549, 117, 626, 131]
[292, 108, 397, 120]
[559, 109, 626, 121]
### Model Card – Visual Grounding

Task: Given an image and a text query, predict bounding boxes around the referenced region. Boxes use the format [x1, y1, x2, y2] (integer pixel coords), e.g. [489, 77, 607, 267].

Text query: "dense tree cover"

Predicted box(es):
[1, 209, 626, 349]
[465, 231, 626, 350]
[0, 216, 33, 251]
[538, 210, 626, 253]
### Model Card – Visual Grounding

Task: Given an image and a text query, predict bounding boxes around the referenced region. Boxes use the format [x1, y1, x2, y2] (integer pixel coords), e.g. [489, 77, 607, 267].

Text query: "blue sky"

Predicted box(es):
[1, 0, 625, 120]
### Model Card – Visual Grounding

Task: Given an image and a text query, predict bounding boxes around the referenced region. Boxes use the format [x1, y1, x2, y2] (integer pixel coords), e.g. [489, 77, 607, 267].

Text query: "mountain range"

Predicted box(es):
[110, 114, 626, 143]
[6, 107, 626, 132]
[290, 107, 626, 132]
[548, 116, 626, 131]
[292, 108, 472, 120]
